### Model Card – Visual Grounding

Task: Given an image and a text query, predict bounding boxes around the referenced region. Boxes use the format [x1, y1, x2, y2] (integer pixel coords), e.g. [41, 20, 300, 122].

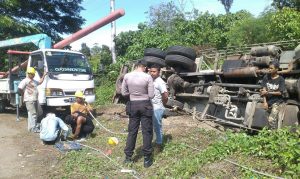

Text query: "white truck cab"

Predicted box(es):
[29, 49, 95, 107]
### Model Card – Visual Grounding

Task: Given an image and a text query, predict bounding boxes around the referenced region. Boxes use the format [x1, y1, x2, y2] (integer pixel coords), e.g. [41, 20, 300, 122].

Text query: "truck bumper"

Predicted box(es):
[46, 95, 96, 106]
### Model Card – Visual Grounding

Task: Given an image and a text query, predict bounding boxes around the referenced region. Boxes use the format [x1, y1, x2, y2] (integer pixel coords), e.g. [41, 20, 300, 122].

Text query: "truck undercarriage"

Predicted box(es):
[115, 39, 300, 130]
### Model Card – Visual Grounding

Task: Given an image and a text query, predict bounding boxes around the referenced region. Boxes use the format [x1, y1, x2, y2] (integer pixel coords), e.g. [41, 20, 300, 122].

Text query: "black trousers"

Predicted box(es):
[64, 114, 95, 138]
[124, 100, 153, 157]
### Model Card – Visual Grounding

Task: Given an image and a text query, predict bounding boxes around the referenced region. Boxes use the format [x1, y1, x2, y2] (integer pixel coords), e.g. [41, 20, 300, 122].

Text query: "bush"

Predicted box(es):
[95, 77, 115, 106]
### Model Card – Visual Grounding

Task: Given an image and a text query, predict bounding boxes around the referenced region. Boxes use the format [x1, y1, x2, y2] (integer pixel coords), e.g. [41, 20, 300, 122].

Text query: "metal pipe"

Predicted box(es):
[223, 67, 257, 78]
[7, 50, 31, 55]
[0, 58, 28, 79]
[53, 9, 125, 49]
[179, 70, 220, 76]
[215, 83, 261, 89]
[110, 0, 117, 63]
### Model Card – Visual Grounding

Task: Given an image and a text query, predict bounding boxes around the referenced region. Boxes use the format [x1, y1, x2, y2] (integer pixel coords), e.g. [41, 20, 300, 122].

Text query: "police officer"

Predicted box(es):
[121, 59, 154, 168]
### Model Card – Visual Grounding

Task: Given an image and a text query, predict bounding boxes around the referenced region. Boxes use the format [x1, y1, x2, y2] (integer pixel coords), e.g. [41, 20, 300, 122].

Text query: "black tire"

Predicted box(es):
[222, 60, 247, 72]
[143, 56, 166, 67]
[144, 48, 166, 59]
[115, 74, 125, 95]
[165, 54, 196, 72]
[166, 99, 184, 109]
[166, 46, 196, 61]
[0, 100, 5, 113]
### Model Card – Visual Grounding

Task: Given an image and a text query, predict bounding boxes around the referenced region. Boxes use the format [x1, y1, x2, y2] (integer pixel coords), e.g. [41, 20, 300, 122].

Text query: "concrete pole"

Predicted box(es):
[110, 0, 117, 63]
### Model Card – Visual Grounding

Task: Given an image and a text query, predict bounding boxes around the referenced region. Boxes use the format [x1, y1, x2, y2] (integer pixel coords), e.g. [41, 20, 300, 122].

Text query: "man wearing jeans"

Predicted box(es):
[121, 60, 154, 168]
[149, 64, 168, 152]
[40, 113, 70, 144]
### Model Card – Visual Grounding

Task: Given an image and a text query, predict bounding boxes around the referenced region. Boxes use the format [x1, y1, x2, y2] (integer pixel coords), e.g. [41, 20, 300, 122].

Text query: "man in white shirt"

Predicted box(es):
[149, 64, 168, 152]
[18, 67, 47, 132]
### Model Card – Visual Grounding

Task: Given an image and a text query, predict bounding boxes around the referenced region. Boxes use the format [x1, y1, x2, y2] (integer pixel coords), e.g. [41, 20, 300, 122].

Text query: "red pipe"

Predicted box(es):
[7, 50, 31, 55]
[53, 8, 125, 49]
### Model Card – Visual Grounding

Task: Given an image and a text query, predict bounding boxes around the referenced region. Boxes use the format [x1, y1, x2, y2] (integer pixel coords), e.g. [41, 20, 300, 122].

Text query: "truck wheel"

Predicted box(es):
[165, 54, 196, 72]
[144, 56, 166, 67]
[278, 105, 299, 129]
[166, 99, 184, 110]
[115, 74, 125, 95]
[0, 100, 5, 113]
[144, 48, 166, 59]
[166, 46, 196, 61]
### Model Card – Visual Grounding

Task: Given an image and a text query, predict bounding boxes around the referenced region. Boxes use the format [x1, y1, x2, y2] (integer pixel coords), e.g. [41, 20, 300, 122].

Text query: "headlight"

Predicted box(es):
[84, 88, 94, 95]
[46, 88, 64, 96]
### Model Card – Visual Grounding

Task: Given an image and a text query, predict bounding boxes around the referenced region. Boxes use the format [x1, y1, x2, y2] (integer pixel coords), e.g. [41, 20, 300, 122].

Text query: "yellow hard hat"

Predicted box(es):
[27, 67, 36, 74]
[74, 90, 84, 98]
[108, 137, 119, 146]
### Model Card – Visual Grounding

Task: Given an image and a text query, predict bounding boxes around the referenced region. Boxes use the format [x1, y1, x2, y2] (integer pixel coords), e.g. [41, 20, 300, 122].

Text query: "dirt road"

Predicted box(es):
[0, 109, 58, 178]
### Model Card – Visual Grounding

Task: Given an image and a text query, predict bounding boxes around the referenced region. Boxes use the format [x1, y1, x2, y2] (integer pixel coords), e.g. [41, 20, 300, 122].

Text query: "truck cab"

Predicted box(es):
[29, 49, 95, 107]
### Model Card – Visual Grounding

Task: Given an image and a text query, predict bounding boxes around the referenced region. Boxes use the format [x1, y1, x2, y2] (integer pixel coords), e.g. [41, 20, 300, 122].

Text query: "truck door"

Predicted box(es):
[29, 52, 47, 104]
[29, 53, 44, 77]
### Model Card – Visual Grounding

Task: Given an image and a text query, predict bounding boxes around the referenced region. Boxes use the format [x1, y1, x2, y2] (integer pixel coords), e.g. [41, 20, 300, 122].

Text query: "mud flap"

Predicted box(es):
[244, 102, 269, 128]
[278, 104, 299, 129]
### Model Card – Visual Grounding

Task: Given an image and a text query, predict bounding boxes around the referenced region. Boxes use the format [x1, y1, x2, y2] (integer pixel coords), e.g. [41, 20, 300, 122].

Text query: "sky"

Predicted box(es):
[69, 0, 273, 50]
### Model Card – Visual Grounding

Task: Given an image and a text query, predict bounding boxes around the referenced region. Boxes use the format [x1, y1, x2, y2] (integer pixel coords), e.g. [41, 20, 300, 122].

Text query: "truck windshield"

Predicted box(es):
[45, 51, 91, 74]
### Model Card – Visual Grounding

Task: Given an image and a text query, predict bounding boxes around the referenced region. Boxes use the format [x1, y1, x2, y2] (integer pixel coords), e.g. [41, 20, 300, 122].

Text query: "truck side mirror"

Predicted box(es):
[37, 61, 44, 70]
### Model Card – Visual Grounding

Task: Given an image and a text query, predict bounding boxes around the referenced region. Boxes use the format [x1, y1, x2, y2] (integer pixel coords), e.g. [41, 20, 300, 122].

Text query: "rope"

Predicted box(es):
[79, 143, 140, 179]
[182, 143, 285, 179]
[86, 105, 127, 135]
[223, 159, 285, 179]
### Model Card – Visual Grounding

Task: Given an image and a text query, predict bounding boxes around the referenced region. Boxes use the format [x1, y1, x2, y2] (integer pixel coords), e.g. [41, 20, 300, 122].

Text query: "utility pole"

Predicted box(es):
[110, 0, 116, 63]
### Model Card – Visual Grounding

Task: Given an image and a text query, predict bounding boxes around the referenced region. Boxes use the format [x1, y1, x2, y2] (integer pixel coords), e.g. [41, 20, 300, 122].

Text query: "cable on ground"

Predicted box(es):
[79, 143, 140, 179]
[182, 143, 285, 179]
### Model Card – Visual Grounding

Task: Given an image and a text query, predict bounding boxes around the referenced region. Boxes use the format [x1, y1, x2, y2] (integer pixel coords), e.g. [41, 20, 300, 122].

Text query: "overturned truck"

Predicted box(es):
[115, 40, 300, 130]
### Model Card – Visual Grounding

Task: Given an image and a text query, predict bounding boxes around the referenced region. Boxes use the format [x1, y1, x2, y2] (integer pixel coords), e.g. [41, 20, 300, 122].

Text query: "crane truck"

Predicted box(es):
[0, 9, 125, 113]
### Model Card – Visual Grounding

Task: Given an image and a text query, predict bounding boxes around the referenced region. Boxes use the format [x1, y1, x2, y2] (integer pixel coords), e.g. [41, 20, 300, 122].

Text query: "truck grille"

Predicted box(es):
[64, 91, 75, 96]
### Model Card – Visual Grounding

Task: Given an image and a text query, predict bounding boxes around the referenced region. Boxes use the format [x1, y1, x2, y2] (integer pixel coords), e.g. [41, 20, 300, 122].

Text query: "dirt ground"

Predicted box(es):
[0, 108, 59, 179]
[0, 105, 220, 178]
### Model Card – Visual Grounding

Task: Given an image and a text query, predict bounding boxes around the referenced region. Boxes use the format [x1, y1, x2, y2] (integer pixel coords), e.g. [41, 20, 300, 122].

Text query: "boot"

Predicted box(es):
[144, 156, 153, 168]
[154, 144, 163, 153]
[123, 156, 133, 164]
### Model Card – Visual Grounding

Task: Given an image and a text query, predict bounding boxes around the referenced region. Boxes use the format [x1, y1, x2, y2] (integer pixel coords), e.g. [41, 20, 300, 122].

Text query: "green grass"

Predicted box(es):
[53, 112, 300, 178]
[95, 78, 115, 106]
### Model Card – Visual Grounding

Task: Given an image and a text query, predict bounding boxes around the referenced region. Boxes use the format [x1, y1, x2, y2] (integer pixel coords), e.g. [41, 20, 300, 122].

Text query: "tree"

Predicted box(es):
[272, 0, 300, 11]
[226, 16, 270, 46]
[90, 44, 102, 56]
[80, 43, 91, 58]
[0, 0, 85, 42]
[89, 44, 101, 73]
[100, 45, 112, 66]
[218, 0, 234, 14]
[266, 8, 300, 41]
[145, 1, 184, 32]
[114, 30, 139, 56]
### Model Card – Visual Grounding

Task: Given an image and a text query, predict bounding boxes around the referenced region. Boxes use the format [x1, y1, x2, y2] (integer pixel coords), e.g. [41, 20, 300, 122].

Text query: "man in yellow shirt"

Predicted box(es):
[64, 91, 94, 140]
